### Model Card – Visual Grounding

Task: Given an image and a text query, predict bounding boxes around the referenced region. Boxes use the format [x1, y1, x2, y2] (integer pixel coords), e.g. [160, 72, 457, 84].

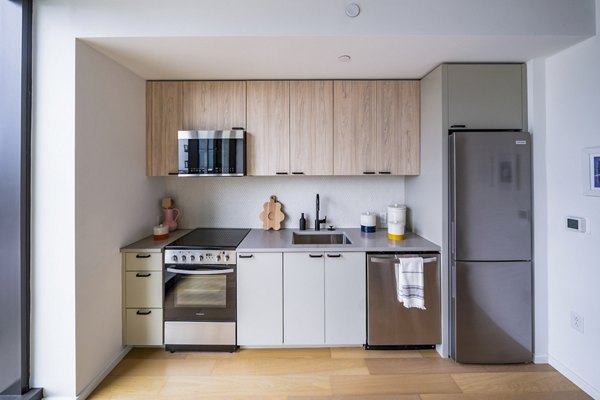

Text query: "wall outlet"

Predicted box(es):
[570, 311, 584, 334]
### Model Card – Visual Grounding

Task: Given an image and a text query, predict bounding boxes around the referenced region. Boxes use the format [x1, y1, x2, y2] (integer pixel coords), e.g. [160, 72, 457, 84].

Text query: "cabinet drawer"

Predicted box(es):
[125, 252, 162, 271]
[125, 308, 163, 346]
[125, 271, 163, 308]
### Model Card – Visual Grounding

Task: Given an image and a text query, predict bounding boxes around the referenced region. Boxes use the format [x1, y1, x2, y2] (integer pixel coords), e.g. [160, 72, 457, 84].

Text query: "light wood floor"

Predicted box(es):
[88, 347, 591, 400]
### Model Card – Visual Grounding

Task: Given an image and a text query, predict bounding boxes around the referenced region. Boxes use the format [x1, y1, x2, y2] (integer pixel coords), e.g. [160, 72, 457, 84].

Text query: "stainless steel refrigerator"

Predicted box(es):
[450, 130, 533, 364]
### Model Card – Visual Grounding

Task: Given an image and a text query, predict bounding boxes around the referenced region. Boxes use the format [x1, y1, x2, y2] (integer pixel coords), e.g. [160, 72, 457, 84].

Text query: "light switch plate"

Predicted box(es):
[566, 216, 586, 233]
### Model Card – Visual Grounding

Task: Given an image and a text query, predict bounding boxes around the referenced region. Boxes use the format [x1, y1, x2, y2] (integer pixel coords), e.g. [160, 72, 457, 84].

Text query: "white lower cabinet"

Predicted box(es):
[125, 308, 163, 345]
[237, 252, 283, 345]
[123, 251, 164, 346]
[283, 253, 325, 345]
[325, 252, 366, 344]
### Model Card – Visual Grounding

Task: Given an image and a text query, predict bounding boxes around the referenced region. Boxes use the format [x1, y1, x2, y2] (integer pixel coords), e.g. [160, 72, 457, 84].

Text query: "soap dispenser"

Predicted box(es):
[299, 213, 306, 230]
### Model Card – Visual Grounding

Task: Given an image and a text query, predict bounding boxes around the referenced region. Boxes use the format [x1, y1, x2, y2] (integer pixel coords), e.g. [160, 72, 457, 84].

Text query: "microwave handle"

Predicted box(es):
[166, 267, 234, 275]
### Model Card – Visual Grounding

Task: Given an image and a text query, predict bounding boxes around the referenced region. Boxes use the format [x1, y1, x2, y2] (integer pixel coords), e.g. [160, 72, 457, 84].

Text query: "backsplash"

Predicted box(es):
[164, 176, 405, 229]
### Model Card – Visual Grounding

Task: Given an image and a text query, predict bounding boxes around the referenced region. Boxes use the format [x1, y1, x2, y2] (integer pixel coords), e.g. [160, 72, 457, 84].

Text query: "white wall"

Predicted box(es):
[527, 58, 549, 363]
[405, 66, 448, 357]
[165, 176, 404, 229]
[74, 42, 165, 394]
[543, 4, 600, 397]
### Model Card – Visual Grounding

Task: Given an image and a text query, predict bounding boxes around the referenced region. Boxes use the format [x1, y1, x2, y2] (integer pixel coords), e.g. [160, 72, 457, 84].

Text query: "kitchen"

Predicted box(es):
[13, 0, 600, 399]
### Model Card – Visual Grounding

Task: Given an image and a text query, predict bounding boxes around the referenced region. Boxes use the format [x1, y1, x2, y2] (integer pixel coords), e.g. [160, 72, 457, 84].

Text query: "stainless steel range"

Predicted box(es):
[163, 228, 250, 352]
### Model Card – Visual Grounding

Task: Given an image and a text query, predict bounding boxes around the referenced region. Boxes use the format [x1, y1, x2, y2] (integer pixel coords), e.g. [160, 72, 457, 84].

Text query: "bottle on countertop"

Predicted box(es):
[299, 213, 306, 231]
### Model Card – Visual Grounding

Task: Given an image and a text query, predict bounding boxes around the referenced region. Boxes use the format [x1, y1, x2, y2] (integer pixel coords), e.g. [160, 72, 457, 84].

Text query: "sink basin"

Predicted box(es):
[292, 232, 353, 245]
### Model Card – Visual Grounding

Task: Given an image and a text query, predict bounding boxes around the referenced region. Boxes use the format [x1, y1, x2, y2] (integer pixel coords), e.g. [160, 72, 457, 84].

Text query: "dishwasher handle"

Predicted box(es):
[370, 256, 437, 264]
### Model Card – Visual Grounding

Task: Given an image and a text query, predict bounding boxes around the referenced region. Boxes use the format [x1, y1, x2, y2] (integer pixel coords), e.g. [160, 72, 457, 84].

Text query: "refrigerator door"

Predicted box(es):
[451, 261, 532, 363]
[450, 131, 532, 261]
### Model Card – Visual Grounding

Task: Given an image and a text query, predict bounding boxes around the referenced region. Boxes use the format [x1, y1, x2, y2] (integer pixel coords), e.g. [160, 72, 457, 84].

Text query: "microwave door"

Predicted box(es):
[188, 139, 200, 174]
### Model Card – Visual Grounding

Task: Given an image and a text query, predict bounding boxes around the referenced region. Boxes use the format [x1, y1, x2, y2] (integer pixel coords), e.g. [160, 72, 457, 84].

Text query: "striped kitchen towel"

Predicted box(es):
[394, 257, 426, 310]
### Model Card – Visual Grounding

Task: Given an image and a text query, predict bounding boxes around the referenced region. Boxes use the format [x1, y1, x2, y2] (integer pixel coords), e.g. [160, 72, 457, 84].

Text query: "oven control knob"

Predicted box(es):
[224, 254, 230, 262]
[190, 255, 195, 261]
[198, 255, 204, 262]
[216, 255, 222, 262]
[181, 255, 187, 262]
[171, 255, 178, 262]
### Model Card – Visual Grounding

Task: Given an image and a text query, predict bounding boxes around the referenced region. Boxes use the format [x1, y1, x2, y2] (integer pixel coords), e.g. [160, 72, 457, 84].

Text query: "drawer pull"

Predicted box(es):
[326, 254, 341, 258]
[135, 273, 151, 277]
[309, 254, 323, 258]
[239, 254, 254, 259]
[292, 172, 304, 175]
[135, 254, 151, 259]
[275, 172, 288, 175]
[362, 171, 375, 175]
[136, 310, 152, 315]
[378, 171, 391, 175]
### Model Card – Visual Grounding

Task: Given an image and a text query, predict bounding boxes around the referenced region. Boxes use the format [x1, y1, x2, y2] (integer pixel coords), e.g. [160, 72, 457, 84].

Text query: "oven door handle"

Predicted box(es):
[166, 267, 234, 275]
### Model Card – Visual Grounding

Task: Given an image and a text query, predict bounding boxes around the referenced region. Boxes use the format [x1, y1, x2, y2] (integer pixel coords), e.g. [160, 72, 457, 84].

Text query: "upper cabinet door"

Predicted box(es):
[447, 64, 526, 130]
[377, 80, 420, 175]
[289, 81, 333, 176]
[247, 81, 290, 176]
[333, 81, 377, 175]
[182, 81, 246, 130]
[146, 81, 182, 176]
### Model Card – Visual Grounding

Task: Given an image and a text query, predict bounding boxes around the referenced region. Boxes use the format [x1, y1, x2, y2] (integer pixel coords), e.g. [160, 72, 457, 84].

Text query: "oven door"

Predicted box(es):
[164, 265, 236, 322]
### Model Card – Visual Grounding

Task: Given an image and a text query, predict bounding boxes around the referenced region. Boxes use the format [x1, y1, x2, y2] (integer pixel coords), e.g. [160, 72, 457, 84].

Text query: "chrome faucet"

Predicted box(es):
[315, 194, 327, 231]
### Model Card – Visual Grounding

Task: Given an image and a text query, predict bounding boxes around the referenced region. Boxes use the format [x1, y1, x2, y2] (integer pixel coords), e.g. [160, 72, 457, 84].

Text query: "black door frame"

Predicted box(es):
[0, 0, 42, 398]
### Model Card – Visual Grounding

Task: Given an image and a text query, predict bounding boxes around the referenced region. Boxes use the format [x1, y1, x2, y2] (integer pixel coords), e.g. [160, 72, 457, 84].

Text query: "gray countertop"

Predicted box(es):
[237, 228, 440, 253]
[120, 229, 192, 253]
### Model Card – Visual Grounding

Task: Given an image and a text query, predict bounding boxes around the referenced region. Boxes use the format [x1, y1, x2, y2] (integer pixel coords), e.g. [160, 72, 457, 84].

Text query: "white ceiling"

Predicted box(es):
[85, 34, 589, 80]
[80, 0, 597, 80]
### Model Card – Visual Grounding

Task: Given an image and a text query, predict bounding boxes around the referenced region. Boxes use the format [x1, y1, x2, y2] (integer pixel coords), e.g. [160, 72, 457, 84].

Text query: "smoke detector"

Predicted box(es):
[345, 3, 360, 18]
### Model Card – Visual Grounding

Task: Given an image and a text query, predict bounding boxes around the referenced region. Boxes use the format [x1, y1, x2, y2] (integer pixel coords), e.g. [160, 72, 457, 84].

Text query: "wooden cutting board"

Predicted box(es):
[259, 195, 285, 230]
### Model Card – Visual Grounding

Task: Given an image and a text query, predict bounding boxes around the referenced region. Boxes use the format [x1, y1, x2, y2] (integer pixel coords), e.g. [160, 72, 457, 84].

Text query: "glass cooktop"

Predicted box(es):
[166, 228, 251, 250]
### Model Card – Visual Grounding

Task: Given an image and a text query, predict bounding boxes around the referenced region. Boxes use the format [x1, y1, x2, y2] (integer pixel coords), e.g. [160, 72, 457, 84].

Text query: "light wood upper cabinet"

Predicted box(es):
[377, 80, 420, 175]
[182, 81, 246, 130]
[333, 81, 377, 175]
[146, 81, 182, 176]
[289, 81, 334, 176]
[246, 81, 290, 176]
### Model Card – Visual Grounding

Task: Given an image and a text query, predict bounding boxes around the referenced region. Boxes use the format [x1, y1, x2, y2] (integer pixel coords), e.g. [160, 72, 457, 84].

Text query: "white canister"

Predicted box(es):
[360, 212, 377, 233]
[387, 221, 406, 241]
[387, 204, 406, 224]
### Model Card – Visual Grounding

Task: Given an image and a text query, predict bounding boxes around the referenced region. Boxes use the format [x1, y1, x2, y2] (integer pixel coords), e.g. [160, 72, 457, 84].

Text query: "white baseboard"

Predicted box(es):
[75, 346, 132, 400]
[549, 355, 600, 399]
[534, 353, 549, 363]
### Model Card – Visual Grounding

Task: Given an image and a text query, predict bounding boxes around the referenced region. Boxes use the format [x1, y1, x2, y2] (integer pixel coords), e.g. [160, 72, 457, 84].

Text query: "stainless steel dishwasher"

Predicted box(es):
[366, 252, 441, 349]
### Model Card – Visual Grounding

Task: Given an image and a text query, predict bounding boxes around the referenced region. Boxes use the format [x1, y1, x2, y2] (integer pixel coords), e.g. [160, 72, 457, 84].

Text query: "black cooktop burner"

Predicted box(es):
[166, 228, 251, 250]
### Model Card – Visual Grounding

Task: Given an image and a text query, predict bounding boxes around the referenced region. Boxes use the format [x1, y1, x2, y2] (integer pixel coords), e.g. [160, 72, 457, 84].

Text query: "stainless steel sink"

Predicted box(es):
[292, 232, 352, 245]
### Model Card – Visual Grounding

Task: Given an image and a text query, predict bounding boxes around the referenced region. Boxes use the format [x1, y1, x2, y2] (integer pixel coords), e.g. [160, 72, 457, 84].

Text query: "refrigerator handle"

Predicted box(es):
[451, 262, 456, 299]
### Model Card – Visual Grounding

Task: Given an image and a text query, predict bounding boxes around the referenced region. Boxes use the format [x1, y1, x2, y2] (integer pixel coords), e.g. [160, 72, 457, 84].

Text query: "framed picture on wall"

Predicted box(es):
[583, 147, 600, 196]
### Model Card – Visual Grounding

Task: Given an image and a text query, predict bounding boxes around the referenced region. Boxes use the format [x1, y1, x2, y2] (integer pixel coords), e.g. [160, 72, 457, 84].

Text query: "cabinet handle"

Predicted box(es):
[362, 171, 375, 175]
[239, 254, 254, 259]
[135, 273, 151, 277]
[136, 310, 152, 315]
[326, 254, 341, 258]
[451, 124, 466, 129]
[275, 172, 288, 175]
[378, 171, 391, 175]
[135, 254, 151, 259]
[291, 172, 304, 175]
[168, 172, 179, 175]
[309, 254, 323, 258]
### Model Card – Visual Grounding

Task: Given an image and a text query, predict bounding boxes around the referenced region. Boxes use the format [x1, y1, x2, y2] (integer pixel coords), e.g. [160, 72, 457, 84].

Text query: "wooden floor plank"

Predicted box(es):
[159, 376, 332, 397]
[231, 348, 333, 359]
[420, 392, 593, 400]
[330, 374, 461, 395]
[289, 395, 420, 400]
[367, 358, 556, 375]
[211, 358, 369, 376]
[451, 372, 582, 393]
[109, 358, 216, 377]
[331, 347, 423, 359]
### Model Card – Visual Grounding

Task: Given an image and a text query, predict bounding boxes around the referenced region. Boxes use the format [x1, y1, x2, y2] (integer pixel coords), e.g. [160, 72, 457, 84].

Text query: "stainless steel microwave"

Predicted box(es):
[177, 130, 246, 176]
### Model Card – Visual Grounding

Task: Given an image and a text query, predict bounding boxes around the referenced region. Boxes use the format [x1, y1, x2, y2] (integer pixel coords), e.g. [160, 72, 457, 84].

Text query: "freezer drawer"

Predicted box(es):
[367, 253, 440, 346]
[451, 261, 532, 363]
